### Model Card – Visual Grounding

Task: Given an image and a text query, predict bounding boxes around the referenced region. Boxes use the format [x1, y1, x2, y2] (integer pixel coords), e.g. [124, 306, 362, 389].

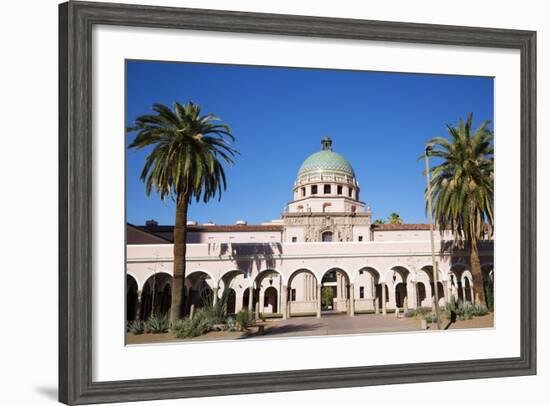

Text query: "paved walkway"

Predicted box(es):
[243, 313, 422, 339]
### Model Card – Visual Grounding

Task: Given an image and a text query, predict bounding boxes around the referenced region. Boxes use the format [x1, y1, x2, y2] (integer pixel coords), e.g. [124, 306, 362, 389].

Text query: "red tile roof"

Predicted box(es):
[371, 224, 430, 231]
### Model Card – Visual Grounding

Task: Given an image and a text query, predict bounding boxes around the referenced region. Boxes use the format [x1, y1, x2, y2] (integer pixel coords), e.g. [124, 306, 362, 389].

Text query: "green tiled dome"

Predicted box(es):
[298, 137, 355, 178]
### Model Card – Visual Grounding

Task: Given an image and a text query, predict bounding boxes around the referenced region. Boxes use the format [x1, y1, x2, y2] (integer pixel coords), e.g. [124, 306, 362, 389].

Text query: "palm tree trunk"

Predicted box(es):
[170, 193, 189, 326]
[470, 242, 487, 306]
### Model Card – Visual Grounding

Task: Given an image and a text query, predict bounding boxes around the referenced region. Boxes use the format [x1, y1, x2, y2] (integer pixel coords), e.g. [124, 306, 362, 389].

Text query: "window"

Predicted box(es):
[359, 286, 365, 299]
[348, 187, 353, 197]
[311, 185, 318, 195]
[301, 187, 306, 197]
[291, 289, 296, 301]
[324, 184, 331, 194]
[322, 231, 333, 242]
[291, 236, 297, 242]
[358, 235, 363, 242]
[337, 185, 343, 195]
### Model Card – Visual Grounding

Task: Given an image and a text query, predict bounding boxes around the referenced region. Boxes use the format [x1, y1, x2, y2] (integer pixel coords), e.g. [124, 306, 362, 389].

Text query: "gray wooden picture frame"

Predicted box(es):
[59, 1, 537, 404]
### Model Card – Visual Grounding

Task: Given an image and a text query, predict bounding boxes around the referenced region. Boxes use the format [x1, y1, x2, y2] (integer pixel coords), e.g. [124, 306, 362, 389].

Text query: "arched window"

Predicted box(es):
[322, 231, 333, 242]
[322, 203, 332, 213]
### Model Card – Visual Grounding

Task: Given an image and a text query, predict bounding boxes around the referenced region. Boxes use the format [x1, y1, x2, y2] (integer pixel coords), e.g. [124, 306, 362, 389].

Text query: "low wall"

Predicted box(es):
[289, 301, 317, 314]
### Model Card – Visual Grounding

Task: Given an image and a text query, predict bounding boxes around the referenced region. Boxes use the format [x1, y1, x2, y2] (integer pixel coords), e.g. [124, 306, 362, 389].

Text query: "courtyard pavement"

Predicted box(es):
[243, 312, 423, 339]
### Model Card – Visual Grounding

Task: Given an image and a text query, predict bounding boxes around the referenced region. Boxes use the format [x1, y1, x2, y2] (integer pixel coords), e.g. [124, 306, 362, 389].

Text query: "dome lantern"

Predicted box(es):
[321, 135, 333, 151]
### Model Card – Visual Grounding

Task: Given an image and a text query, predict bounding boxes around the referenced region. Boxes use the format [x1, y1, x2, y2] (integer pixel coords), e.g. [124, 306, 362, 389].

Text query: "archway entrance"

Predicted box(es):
[320, 268, 350, 314]
[126, 275, 138, 321]
[254, 270, 282, 316]
[141, 272, 172, 320]
[287, 269, 318, 317]
[390, 266, 412, 309]
[185, 271, 216, 316]
[227, 288, 236, 315]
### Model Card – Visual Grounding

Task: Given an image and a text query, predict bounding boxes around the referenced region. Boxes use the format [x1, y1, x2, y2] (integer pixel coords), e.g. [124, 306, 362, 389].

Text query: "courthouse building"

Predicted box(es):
[126, 137, 494, 321]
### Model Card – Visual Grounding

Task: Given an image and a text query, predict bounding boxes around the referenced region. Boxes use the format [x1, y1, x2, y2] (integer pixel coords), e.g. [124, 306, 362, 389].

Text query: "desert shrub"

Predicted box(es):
[423, 312, 439, 323]
[173, 308, 214, 338]
[236, 309, 255, 331]
[199, 288, 232, 324]
[459, 302, 474, 320]
[144, 313, 170, 334]
[224, 316, 240, 332]
[472, 303, 489, 316]
[127, 320, 144, 335]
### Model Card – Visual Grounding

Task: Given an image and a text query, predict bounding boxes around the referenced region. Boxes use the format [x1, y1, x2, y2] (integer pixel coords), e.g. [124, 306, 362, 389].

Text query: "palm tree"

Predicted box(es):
[388, 212, 403, 224]
[425, 112, 493, 305]
[127, 101, 238, 325]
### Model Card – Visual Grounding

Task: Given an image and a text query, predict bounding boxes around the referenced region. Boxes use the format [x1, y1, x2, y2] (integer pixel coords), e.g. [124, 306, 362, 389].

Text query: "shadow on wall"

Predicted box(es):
[439, 239, 494, 269]
[219, 243, 283, 274]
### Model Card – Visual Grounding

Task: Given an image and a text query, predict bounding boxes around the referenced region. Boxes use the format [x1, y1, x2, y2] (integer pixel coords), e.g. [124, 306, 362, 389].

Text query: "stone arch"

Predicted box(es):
[263, 286, 278, 314]
[254, 269, 284, 314]
[126, 274, 139, 321]
[218, 269, 251, 314]
[419, 265, 446, 307]
[187, 269, 217, 287]
[320, 267, 351, 313]
[354, 266, 382, 312]
[227, 288, 237, 315]
[389, 265, 412, 309]
[287, 268, 319, 286]
[287, 268, 318, 317]
[140, 272, 173, 320]
[185, 270, 216, 314]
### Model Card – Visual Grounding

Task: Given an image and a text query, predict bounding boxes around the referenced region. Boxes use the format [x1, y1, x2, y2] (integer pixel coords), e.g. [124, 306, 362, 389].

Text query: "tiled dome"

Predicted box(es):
[298, 137, 355, 179]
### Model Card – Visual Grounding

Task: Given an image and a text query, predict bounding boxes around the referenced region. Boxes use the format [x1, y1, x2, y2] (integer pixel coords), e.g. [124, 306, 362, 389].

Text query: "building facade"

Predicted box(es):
[126, 137, 494, 321]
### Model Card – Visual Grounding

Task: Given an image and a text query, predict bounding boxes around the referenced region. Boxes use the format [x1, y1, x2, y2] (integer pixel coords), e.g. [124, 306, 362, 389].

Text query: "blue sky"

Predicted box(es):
[126, 60, 493, 226]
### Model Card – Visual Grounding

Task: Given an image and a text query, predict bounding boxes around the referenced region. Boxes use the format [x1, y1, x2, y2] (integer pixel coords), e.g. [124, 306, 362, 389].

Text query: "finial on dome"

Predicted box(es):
[321, 136, 333, 151]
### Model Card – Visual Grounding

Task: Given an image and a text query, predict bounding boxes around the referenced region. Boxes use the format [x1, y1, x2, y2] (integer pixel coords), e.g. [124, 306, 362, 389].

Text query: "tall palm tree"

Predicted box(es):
[388, 212, 403, 224]
[127, 101, 238, 325]
[425, 112, 493, 305]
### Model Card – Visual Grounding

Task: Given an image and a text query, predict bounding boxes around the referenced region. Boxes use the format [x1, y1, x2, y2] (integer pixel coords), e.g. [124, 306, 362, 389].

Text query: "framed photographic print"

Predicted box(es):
[59, 1, 536, 404]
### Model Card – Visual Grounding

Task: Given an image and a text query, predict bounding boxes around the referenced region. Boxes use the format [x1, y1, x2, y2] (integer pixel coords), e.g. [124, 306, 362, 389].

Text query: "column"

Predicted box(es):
[259, 287, 265, 314]
[349, 283, 355, 317]
[408, 281, 417, 309]
[316, 284, 321, 318]
[135, 290, 142, 321]
[212, 287, 219, 306]
[281, 285, 288, 320]
[470, 284, 475, 305]
[462, 283, 467, 303]
[388, 282, 396, 309]
[381, 282, 387, 315]
[248, 285, 254, 311]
